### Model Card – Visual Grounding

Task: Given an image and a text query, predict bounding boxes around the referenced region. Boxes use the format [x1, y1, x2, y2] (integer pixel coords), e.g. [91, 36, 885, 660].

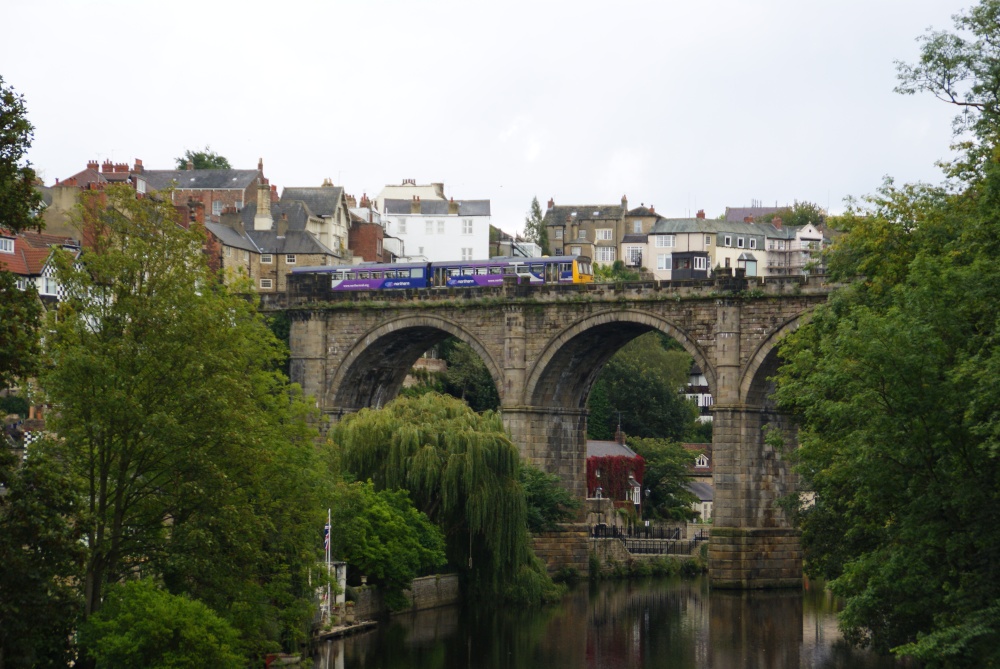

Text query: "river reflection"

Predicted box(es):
[315, 577, 900, 669]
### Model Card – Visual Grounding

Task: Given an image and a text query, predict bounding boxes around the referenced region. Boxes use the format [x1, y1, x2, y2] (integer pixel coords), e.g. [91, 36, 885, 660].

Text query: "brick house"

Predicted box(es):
[140, 158, 267, 224]
[586, 437, 645, 513]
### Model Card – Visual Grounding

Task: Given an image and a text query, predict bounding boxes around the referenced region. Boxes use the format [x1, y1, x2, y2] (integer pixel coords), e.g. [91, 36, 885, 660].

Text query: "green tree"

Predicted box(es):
[331, 393, 562, 604]
[0, 76, 43, 391]
[758, 200, 826, 227]
[593, 259, 640, 282]
[175, 146, 232, 170]
[586, 333, 698, 440]
[44, 185, 323, 655]
[78, 579, 242, 669]
[0, 446, 85, 668]
[329, 481, 446, 609]
[630, 438, 697, 521]
[523, 196, 549, 255]
[402, 339, 500, 413]
[519, 463, 581, 533]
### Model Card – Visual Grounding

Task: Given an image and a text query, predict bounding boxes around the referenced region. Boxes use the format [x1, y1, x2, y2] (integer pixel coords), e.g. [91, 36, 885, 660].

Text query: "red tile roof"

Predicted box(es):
[0, 238, 51, 276]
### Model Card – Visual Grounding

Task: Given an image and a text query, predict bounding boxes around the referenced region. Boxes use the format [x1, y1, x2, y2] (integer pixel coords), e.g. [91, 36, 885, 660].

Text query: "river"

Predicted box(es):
[314, 577, 901, 669]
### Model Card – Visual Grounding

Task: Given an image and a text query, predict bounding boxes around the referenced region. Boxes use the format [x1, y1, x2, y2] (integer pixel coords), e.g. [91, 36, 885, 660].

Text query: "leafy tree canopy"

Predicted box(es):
[630, 438, 698, 521]
[757, 200, 826, 227]
[594, 259, 640, 282]
[43, 185, 323, 657]
[175, 146, 232, 170]
[78, 579, 243, 669]
[523, 196, 550, 255]
[331, 393, 563, 604]
[520, 463, 581, 533]
[401, 338, 500, 413]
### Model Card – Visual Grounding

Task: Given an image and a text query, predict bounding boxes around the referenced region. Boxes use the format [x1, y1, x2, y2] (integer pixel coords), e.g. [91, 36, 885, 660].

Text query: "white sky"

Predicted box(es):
[2, 0, 970, 233]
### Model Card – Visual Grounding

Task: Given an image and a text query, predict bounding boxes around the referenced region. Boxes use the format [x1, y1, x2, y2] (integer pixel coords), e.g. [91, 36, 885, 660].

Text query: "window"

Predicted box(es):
[461, 248, 473, 261]
[737, 237, 745, 248]
[242, 250, 249, 261]
[724, 235, 732, 247]
[749, 238, 757, 249]
[633, 220, 643, 233]
[437, 220, 445, 234]
[694, 256, 707, 270]
[705, 235, 712, 246]
[235, 199, 243, 210]
[570, 246, 582, 256]
[225, 246, 232, 257]
[578, 229, 587, 240]
[626, 246, 642, 266]
[286, 254, 296, 264]
[655, 235, 675, 248]
[596, 246, 615, 262]
[0, 238, 13, 254]
[212, 200, 223, 216]
[260, 279, 273, 289]
[463, 219, 473, 234]
[657, 253, 672, 270]
[398, 219, 407, 234]
[15, 277, 27, 290]
[554, 228, 563, 240]
[426, 220, 434, 234]
[42, 276, 58, 295]
[596, 228, 613, 241]
[695, 454, 709, 468]
[261, 254, 273, 264]
[724, 257, 731, 268]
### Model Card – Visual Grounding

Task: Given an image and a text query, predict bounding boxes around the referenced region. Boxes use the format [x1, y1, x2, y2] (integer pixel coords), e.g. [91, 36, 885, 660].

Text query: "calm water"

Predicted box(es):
[314, 577, 900, 669]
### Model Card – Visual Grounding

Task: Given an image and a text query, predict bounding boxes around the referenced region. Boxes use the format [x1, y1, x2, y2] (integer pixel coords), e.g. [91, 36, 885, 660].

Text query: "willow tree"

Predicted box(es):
[331, 393, 560, 603]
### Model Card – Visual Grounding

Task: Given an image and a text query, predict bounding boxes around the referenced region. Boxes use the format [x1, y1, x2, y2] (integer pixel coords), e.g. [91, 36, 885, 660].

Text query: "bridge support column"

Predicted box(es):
[502, 406, 588, 503]
[709, 406, 802, 589]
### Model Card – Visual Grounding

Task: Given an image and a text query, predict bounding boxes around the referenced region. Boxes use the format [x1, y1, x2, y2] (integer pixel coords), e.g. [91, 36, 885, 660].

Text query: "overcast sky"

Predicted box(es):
[2, 0, 971, 233]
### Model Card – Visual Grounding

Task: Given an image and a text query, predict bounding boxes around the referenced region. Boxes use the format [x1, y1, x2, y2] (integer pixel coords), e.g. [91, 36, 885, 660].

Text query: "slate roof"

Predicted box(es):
[59, 167, 109, 189]
[280, 186, 345, 217]
[142, 169, 260, 191]
[686, 481, 714, 502]
[383, 199, 491, 216]
[246, 229, 337, 256]
[239, 201, 313, 232]
[586, 440, 639, 458]
[627, 206, 660, 218]
[650, 218, 782, 238]
[544, 204, 625, 225]
[203, 223, 261, 254]
[622, 233, 647, 243]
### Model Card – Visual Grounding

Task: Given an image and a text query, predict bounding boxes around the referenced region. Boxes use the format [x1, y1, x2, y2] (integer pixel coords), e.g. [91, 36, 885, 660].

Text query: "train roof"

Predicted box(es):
[432, 255, 588, 266]
[291, 261, 429, 274]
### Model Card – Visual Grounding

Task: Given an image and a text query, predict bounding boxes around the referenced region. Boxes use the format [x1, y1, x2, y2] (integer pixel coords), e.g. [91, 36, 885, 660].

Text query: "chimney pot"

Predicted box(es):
[186, 160, 194, 170]
[258, 158, 264, 172]
[696, 209, 705, 219]
[773, 216, 783, 229]
[547, 197, 554, 209]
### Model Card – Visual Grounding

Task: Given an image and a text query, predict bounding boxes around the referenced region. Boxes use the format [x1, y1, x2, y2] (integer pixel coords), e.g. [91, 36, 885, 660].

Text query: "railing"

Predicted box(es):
[590, 524, 680, 540]
[624, 538, 698, 555]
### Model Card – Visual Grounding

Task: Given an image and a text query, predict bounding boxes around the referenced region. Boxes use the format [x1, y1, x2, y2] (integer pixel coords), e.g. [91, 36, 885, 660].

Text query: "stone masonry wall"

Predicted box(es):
[531, 526, 591, 577]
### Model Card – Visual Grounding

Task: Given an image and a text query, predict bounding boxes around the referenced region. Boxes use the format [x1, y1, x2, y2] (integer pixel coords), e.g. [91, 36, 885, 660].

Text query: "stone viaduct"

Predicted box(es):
[282, 272, 834, 589]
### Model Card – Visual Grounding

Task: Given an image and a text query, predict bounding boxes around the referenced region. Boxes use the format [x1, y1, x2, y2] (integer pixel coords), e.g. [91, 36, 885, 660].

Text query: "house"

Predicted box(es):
[685, 364, 713, 423]
[489, 226, 540, 258]
[375, 179, 446, 214]
[543, 196, 628, 265]
[620, 204, 662, 268]
[586, 437, 645, 513]
[0, 229, 81, 302]
[763, 216, 826, 276]
[279, 180, 352, 257]
[683, 443, 713, 521]
[140, 158, 267, 224]
[347, 193, 390, 264]
[382, 193, 491, 262]
[644, 215, 715, 280]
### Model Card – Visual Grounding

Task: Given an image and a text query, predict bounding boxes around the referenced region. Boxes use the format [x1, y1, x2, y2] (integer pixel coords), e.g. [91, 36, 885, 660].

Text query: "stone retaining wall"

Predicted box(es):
[531, 526, 591, 577]
[353, 574, 461, 620]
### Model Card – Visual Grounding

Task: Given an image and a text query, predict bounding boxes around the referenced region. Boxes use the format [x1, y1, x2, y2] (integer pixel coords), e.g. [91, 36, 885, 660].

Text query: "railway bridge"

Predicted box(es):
[283, 271, 834, 589]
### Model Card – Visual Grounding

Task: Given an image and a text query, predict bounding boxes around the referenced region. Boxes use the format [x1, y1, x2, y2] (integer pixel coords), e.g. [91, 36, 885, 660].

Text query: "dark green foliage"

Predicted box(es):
[329, 480, 446, 610]
[332, 393, 563, 604]
[593, 259, 640, 282]
[758, 201, 826, 227]
[523, 196, 549, 255]
[0, 75, 43, 236]
[0, 392, 29, 417]
[78, 579, 242, 669]
[585, 381, 613, 440]
[775, 145, 1000, 662]
[0, 446, 85, 668]
[404, 339, 500, 412]
[174, 146, 232, 170]
[630, 438, 697, 521]
[520, 462, 580, 533]
[586, 333, 699, 440]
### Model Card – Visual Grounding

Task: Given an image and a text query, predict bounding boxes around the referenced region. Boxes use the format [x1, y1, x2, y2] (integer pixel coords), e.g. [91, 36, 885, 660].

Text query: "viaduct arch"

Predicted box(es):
[284, 273, 833, 589]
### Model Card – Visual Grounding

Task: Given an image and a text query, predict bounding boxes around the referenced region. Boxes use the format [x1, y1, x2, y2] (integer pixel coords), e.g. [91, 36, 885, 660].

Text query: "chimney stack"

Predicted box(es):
[87, 160, 99, 171]
[277, 213, 288, 238]
[102, 160, 113, 173]
[410, 195, 421, 214]
[744, 216, 754, 223]
[773, 216, 782, 229]
[547, 197, 554, 209]
[186, 160, 194, 171]
[133, 158, 143, 173]
[696, 209, 705, 219]
[650, 205, 656, 214]
[621, 194, 628, 210]
[258, 158, 264, 172]
[254, 182, 272, 231]
[448, 196, 459, 215]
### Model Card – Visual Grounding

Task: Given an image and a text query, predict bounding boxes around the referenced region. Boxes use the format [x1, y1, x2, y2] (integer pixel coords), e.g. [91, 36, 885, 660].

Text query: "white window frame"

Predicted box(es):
[225, 246, 232, 257]
[0, 238, 13, 254]
[749, 238, 757, 249]
[461, 247, 473, 261]
[554, 228, 563, 240]
[694, 256, 707, 271]
[261, 254, 273, 264]
[577, 230, 587, 240]
[705, 235, 712, 246]
[596, 228, 613, 241]
[596, 246, 615, 263]
[437, 220, 445, 234]
[655, 235, 675, 248]
[426, 220, 434, 234]
[212, 200, 223, 216]
[42, 276, 58, 296]
[463, 219, 473, 235]
[737, 237, 745, 248]
[657, 253, 672, 270]
[633, 220, 642, 233]
[242, 250, 249, 261]
[398, 218, 407, 234]
[625, 246, 642, 265]
[286, 254, 296, 264]
[260, 278, 273, 289]
[570, 246, 582, 256]
[724, 235, 732, 247]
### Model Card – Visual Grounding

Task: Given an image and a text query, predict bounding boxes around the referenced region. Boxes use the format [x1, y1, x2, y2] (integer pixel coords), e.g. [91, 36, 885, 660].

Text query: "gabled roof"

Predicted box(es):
[246, 229, 337, 255]
[627, 206, 660, 218]
[686, 481, 714, 502]
[0, 231, 78, 276]
[280, 186, 345, 218]
[383, 199, 491, 216]
[143, 169, 260, 191]
[650, 218, 787, 238]
[239, 201, 314, 233]
[203, 223, 261, 254]
[586, 440, 639, 459]
[544, 204, 625, 225]
[58, 167, 109, 189]
[724, 206, 784, 222]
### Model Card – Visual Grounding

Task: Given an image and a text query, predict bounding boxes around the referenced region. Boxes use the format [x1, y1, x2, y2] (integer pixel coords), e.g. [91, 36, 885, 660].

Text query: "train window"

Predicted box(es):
[371, 272, 382, 279]
[475, 268, 487, 275]
[411, 268, 423, 278]
[383, 271, 396, 278]
[358, 272, 370, 278]
[463, 268, 475, 276]
[530, 264, 543, 274]
[502, 266, 515, 275]
[489, 267, 503, 274]
[398, 269, 410, 278]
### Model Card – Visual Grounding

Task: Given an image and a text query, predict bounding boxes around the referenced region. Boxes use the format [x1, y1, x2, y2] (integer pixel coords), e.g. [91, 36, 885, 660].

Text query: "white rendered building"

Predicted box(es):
[382, 196, 490, 262]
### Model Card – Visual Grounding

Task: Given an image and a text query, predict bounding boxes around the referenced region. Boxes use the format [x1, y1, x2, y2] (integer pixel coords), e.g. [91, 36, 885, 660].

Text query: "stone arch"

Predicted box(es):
[523, 308, 713, 410]
[739, 312, 811, 408]
[328, 314, 503, 412]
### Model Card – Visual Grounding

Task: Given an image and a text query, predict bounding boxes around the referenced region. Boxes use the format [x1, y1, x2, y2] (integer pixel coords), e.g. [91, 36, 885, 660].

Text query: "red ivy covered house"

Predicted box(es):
[586, 435, 645, 513]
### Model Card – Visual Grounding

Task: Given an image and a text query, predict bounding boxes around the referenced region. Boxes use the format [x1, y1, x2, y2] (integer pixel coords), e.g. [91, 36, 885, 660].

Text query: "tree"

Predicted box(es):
[771, 13, 1000, 654]
[593, 259, 640, 282]
[630, 438, 698, 521]
[523, 196, 549, 255]
[77, 579, 243, 669]
[0, 76, 43, 391]
[758, 200, 826, 227]
[0, 446, 85, 668]
[175, 146, 232, 170]
[402, 338, 500, 413]
[44, 185, 323, 656]
[520, 463, 580, 533]
[586, 333, 699, 441]
[329, 481, 446, 609]
[331, 393, 563, 603]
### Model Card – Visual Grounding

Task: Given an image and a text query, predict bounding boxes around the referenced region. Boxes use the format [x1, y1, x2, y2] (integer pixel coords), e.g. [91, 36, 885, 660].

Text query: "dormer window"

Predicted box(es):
[0, 237, 13, 254]
[695, 454, 709, 468]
